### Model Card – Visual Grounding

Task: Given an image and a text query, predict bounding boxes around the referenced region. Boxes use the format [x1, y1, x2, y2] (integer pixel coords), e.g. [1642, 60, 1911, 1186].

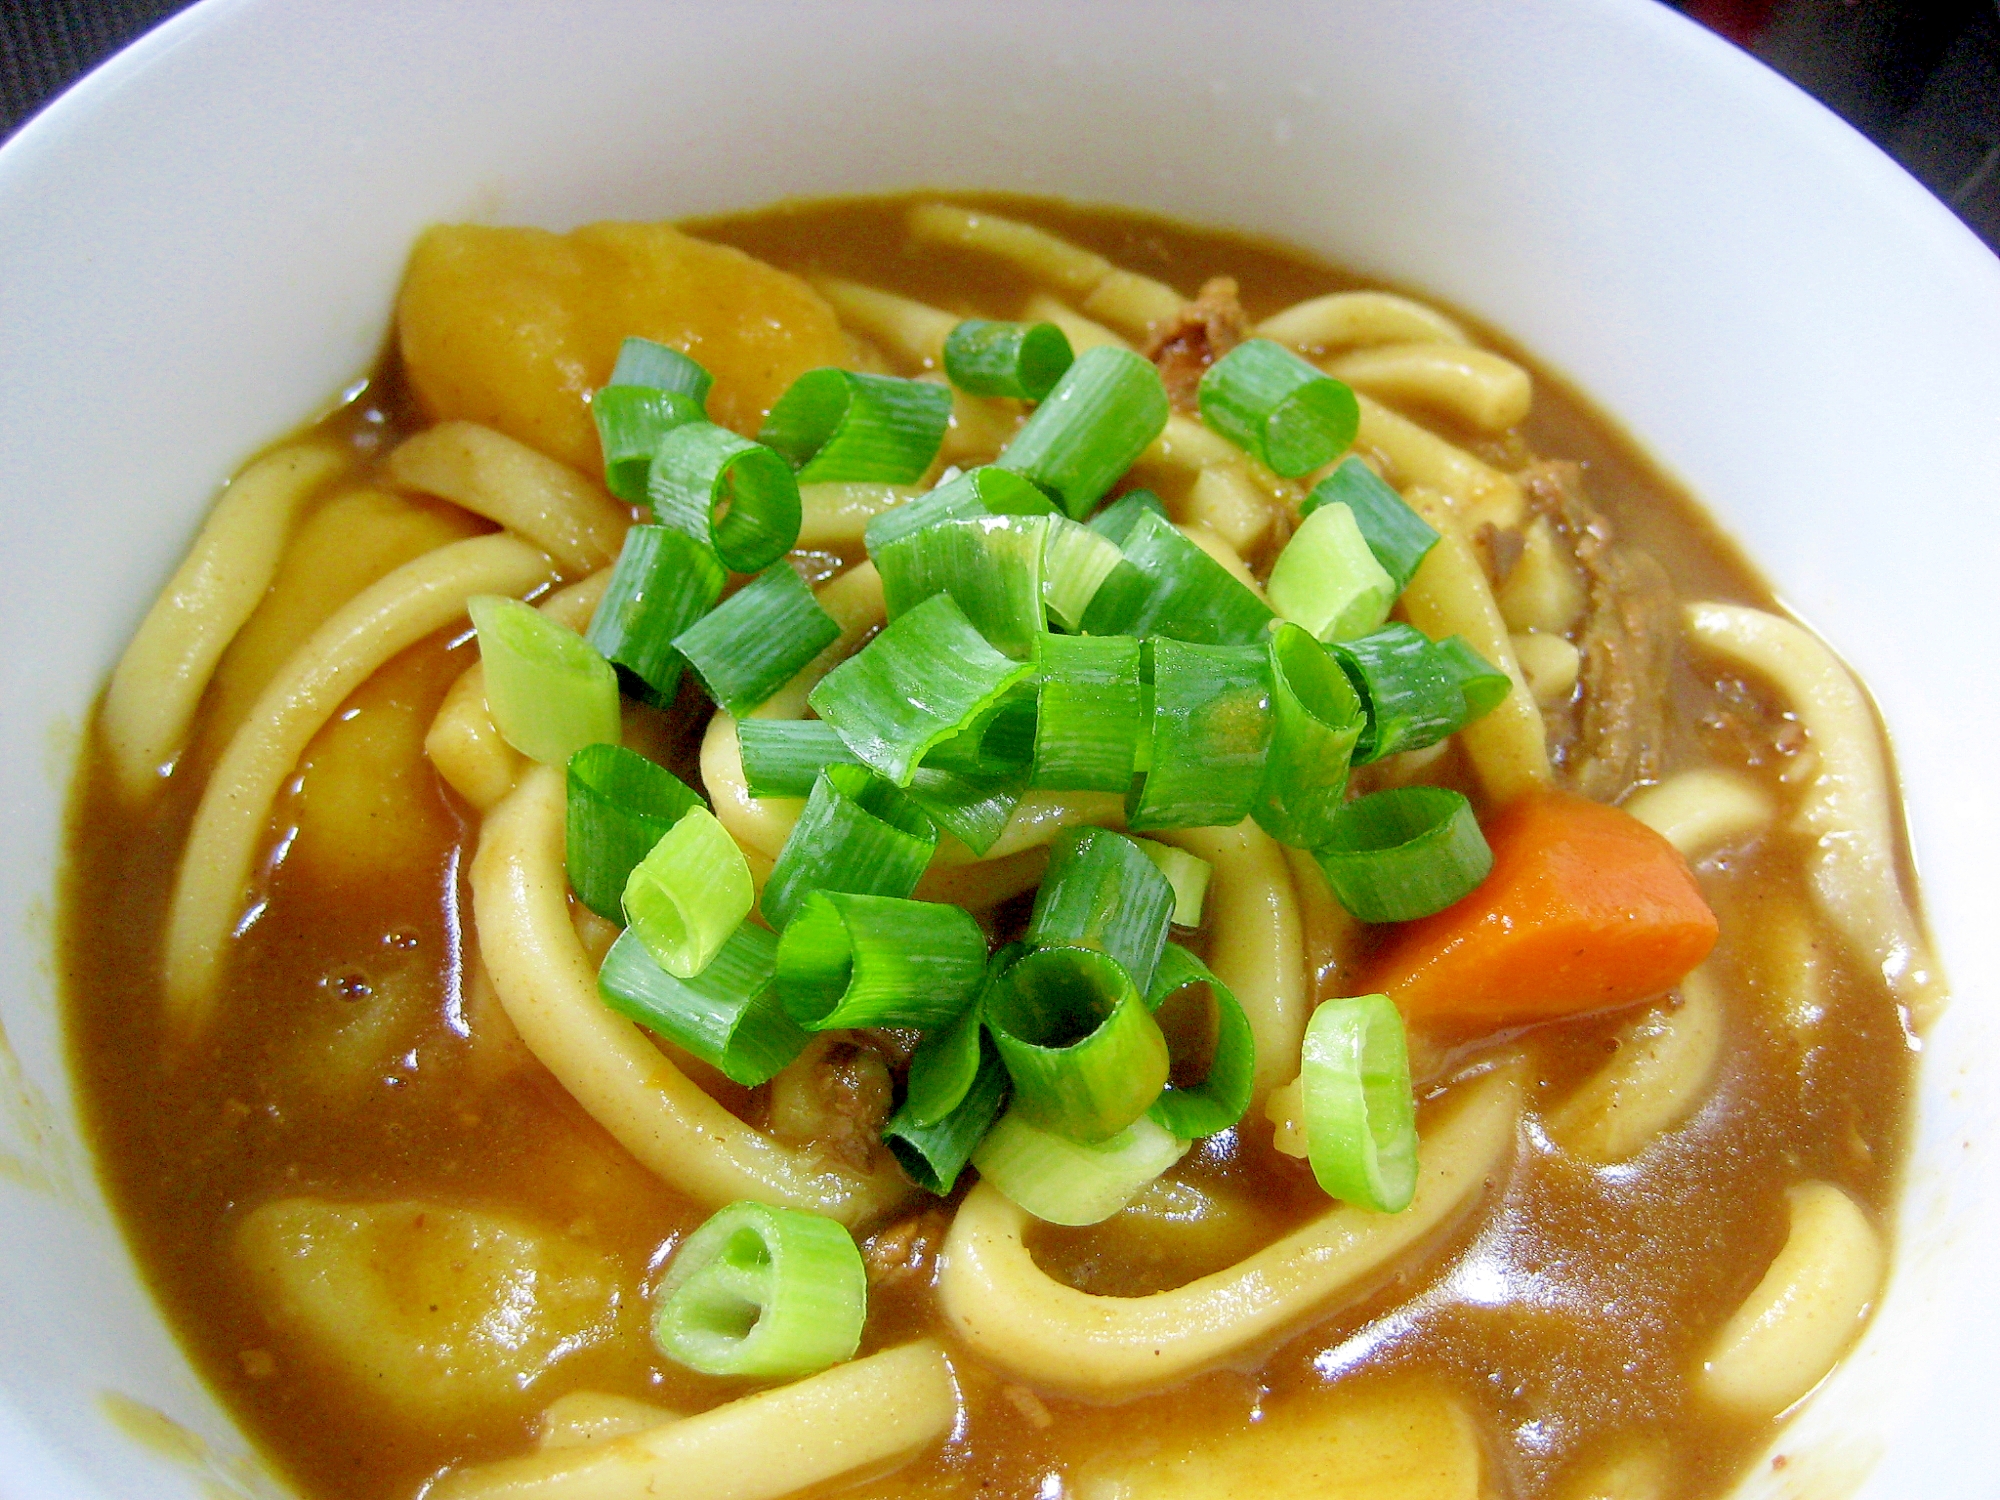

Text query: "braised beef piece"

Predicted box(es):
[1145, 276, 1249, 410]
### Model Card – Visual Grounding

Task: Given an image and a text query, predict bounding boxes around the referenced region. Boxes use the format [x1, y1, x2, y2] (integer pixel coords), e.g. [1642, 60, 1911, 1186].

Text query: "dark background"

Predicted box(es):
[3, 0, 1996, 254]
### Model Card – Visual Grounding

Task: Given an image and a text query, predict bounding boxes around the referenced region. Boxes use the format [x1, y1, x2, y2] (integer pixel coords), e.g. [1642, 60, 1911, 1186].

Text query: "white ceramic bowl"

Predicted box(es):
[1, 2, 1995, 1496]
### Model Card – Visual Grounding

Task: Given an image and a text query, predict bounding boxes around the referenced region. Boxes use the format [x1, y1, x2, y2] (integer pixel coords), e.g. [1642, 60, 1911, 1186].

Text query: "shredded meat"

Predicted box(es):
[767, 1037, 894, 1171]
[1144, 276, 1249, 410]
[863, 1208, 950, 1290]
[1520, 461, 1676, 802]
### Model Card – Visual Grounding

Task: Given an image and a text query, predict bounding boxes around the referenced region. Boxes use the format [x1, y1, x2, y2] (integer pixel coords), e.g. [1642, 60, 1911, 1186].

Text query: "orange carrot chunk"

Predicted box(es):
[1361, 789, 1718, 1029]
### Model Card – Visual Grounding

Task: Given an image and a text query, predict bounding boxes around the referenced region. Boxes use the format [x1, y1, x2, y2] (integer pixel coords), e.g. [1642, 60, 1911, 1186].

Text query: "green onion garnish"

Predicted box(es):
[1126, 638, 1274, 831]
[808, 592, 1037, 785]
[1041, 516, 1124, 631]
[1253, 624, 1366, 850]
[651, 1200, 866, 1378]
[1087, 488, 1168, 544]
[983, 945, 1170, 1143]
[1025, 828, 1176, 995]
[758, 369, 953, 484]
[649, 422, 802, 574]
[1196, 337, 1360, 478]
[737, 719, 862, 798]
[1314, 787, 1493, 923]
[1436, 634, 1513, 718]
[610, 336, 714, 402]
[1143, 944, 1254, 1138]
[585, 524, 727, 704]
[1031, 633, 1143, 793]
[467, 594, 621, 767]
[862, 465, 1053, 558]
[565, 744, 701, 923]
[1129, 838, 1213, 927]
[593, 386, 706, 503]
[1300, 993, 1418, 1212]
[943, 319, 1076, 401]
[995, 345, 1171, 519]
[971, 1108, 1187, 1226]
[905, 757, 1029, 857]
[1079, 508, 1274, 646]
[1302, 456, 1439, 591]
[1267, 501, 1397, 642]
[884, 1039, 1009, 1196]
[598, 923, 808, 1086]
[1329, 623, 1469, 764]
[775, 891, 988, 1031]
[899, 944, 1015, 1126]
[622, 806, 754, 979]
[760, 764, 938, 928]
[672, 564, 842, 717]
[876, 514, 1048, 661]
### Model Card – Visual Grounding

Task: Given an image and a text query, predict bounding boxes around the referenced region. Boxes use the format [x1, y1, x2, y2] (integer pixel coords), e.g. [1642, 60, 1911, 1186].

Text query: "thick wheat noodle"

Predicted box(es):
[1683, 603, 1945, 1026]
[808, 274, 956, 368]
[753, 560, 885, 720]
[908, 203, 1183, 337]
[936, 1068, 1521, 1399]
[1625, 767, 1775, 863]
[470, 764, 912, 1224]
[796, 482, 923, 550]
[1256, 290, 1471, 352]
[1020, 292, 1131, 354]
[386, 421, 629, 575]
[1343, 391, 1524, 530]
[102, 442, 346, 800]
[1398, 489, 1551, 803]
[1326, 342, 1532, 433]
[1545, 966, 1725, 1162]
[428, 1339, 956, 1500]
[162, 533, 554, 1040]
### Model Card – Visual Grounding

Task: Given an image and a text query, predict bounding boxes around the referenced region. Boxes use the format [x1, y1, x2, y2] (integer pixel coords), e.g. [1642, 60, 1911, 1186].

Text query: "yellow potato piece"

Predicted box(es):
[1075, 1382, 1482, 1500]
[237, 1198, 631, 1425]
[398, 222, 852, 470]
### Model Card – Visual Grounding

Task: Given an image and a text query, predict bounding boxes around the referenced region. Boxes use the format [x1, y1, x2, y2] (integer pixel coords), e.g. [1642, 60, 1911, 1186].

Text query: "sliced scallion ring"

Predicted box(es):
[1299, 993, 1418, 1213]
[1329, 623, 1468, 764]
[565, 743, 700, 924]
[943, 319, 1076, 401]
[1301, 456, 1438, 591]
[1253, 624, 1365, 850]
[971, 1108, 1187, 1226]
[1025, 828, 1176, 996]
[737, 718, 861, 799]
[1144, 943, 1254, 1139]
[775, 890, 988, 1031]
[995, 345, 1170, 519]
[1079, 506, 1274, 646]
[1197, 337, 1359, 477]
[1129, 838, 1212, 927]
[468, 594, 621, 767]
[876, 514, 1049, 660]
[623, 806, 755, 979]
[1314, 786, 1493, 923]
[598, 924, 807, 1087]
[610, 336, 714, 403]
[648, 421, 802, 574]
[593, 385, 706, 503]
[585, 524, 726, 704]
[1126, 637, 1273, 831]
[1266, 500, 1397, 642]
[673, 563, 842, 717]
[760, 764, 938, 928]
[883, 1038, 1010, 1196]
[759, 369, 952, 484]
[1031, 633, 1142, 793]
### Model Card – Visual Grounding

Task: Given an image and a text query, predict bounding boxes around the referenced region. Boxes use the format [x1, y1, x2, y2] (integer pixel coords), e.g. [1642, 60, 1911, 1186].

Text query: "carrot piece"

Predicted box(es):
[1361, 789, 1718, 1029]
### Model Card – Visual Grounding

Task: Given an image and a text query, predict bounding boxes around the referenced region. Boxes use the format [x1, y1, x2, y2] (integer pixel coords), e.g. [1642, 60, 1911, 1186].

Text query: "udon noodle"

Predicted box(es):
[63, 196, 1934, 1500]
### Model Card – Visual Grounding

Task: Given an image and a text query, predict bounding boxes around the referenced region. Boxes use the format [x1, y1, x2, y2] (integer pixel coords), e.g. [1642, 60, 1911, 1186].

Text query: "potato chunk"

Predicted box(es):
[237, 1198, 632, 1424]
[398, 222, 851, 471]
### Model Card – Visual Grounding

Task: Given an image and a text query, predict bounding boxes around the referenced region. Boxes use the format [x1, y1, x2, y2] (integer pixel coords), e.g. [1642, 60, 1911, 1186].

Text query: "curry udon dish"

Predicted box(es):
[64, 196, 1940, 1500]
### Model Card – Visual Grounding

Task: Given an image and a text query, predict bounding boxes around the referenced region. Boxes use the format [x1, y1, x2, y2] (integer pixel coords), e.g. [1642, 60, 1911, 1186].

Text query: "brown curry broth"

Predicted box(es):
[60, 195, 1914, 1500]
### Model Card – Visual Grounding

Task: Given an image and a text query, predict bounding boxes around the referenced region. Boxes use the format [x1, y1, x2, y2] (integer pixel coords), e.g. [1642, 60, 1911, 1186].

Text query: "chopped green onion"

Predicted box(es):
[760, 764, 937, 928]
[775, 891, 988, 1030]
[862, 465, 1053, 558]
[1300, 993, 1418, 1212]
[565, 744, 701, 923]
[1129, 838, 1212, 927]
[876, 514, 1048, 660]
[1302, 457, 1438, 591]
[1254, 624, 1366, 849]
[468, 595, 621, 766]
[972, 1108, 1187, 1226]
[943, 319, 1076, 401]
[809, 592, 1036, 785]
[899, 943, 1018, 1127]
[623, 806, 754, 979]
[1196, 338, 1359, 477]
[996, 346, 1171, 519]
[593, 386, 707, 503]
[672, 564, 841, 717]
[585, 524, 727, 704]
[1144, 944, 1254, 1138]
[610, 336, 714, 403]
[1315, 787, 1493, 923]
[1041, 516, 1124, 631]
[649, 422, 802, 574]
[1087, 488, 1168, 544]
[884, 1039, 1009, 1196]
[1126, 638, 1273, 831]
[737, 719, 861, 798]
[651, 1200, 866, 1378]
[1329, 623, 1468, 764]
[1267, 501, 1397, 642]
[599, 924, 808, 1086]
[983, 945, 1169, 1143]
[1025, 828, 1175, 995]
[759, 369, 952, 484]
[1079, 508, 1274, 647]
[1031, 633, 1142, 793]
[1436, 635, 1512, 718]
[905, 759, 1028, 857]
